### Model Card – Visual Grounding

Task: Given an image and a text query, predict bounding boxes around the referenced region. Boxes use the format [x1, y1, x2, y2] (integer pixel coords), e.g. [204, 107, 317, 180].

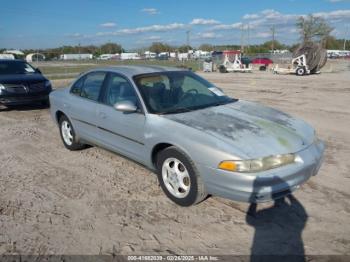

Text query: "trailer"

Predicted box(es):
[120, 53, 141, 60]
[60, 54, 93, 60]
[219, 53, 252, 73]
[26, 53, 45, 62]
[273, 54, 311, 76]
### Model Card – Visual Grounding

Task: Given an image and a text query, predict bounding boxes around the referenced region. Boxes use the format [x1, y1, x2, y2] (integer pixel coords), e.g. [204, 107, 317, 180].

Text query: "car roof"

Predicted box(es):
[89, 65, 187, 78]
[0, 59, 25, 62]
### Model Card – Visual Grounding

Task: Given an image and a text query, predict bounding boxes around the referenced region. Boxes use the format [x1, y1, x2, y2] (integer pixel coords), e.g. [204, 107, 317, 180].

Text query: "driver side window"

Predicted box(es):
[103, 73, 138, 106]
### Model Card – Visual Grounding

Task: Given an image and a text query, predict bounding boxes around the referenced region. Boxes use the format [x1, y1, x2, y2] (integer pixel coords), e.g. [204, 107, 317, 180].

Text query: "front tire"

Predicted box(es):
[156, 146, 207, 206]
[59, 115, 85, 151]
[296, 67, 306, 76]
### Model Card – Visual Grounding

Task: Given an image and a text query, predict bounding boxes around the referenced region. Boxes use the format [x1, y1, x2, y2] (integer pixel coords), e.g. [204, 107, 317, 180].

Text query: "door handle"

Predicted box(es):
[99, 112, 107, 119]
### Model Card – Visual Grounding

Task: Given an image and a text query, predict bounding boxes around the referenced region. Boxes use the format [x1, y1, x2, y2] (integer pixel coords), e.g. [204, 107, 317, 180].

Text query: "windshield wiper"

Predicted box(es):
[159, 107, 194, 115]
[209, 99, 237, 107]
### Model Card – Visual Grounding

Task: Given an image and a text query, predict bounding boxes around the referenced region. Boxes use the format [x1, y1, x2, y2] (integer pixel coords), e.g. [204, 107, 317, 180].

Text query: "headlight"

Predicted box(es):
[218, 154, 295, 173]
[45, 80, 51, 87]
[0, 84, 5, 91]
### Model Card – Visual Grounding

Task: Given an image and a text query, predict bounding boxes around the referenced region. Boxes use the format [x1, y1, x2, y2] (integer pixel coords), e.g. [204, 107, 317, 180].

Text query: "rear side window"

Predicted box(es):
[79, 72, 106, 101]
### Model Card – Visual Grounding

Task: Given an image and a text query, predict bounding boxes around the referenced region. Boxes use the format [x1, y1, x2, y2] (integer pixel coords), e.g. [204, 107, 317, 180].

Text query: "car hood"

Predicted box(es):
[0, 74, 47, 84]
[164, 100, 315, 158]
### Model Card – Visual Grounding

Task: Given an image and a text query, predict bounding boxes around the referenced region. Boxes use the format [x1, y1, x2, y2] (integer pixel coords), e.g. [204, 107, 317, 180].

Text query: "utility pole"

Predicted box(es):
[78, 42, 81, 60]
[344, 26, 349, 51]
[271, 25, 275, 53]
[186, 30, 191, 48]
[240, 24, 244, 53]
[247, 23, 250, 53]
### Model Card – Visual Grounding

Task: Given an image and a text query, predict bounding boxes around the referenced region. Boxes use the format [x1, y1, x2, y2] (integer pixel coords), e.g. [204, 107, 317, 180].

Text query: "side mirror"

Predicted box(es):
[35, 68, 42, 74]
[114, 100, 138, 113]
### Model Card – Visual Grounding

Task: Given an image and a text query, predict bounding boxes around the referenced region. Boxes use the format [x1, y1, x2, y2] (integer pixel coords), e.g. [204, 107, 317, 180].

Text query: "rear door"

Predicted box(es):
[68, 71, 107, 142]
[96, 73, 147, 163]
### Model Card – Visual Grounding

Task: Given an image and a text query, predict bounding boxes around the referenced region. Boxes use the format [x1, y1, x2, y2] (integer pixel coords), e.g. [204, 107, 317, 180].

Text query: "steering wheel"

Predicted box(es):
[179, 89, 198, 103]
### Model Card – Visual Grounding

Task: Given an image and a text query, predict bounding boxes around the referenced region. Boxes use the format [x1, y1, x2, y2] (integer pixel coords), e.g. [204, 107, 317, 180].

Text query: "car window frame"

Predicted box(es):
[69, 71, 108, 104]
[99, 72, 145, 114]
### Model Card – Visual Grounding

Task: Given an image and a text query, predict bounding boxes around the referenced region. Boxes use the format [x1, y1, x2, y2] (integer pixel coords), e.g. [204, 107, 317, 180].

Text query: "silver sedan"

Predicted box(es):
[49, 66, 324, 206]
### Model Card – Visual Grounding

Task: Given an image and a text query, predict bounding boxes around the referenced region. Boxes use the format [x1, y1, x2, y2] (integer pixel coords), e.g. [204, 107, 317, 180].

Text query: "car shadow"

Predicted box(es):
[0, 103, 49, 112]
[246, 177, 308, 262]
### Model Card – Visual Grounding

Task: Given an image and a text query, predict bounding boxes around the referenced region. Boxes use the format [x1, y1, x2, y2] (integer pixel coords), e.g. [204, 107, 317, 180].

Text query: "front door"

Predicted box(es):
[96, 73, 146, 163]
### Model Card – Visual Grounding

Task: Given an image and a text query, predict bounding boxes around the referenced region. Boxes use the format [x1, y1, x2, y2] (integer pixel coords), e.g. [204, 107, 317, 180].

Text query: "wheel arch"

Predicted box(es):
[151, 142, 197, 170]
[151, 143, 173, 169]
[55, 110, 66, 124]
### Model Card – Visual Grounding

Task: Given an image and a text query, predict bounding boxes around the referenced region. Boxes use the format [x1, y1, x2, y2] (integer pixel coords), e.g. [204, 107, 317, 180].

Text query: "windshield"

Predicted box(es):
[133, 71, 236, 114]
[0, 61, 36, 75]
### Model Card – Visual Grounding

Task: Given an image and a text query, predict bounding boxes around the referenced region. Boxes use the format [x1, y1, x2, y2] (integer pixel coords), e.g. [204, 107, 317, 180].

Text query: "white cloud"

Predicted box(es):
[100, 22, 117, 28]
[196, 32, 223, 39]
[256, 32, 271, 38]
[141, 8, 159, 15]
[243, 14, 260, 19]
[96, 23, 186, 37]
[118, 23, 186, 34]
[66, 33, 85, 38]
[190, 18, 220, 25]
[144, 35, 162, 41]
[313, 9, 350, 20]
[212, 22, 242, 30]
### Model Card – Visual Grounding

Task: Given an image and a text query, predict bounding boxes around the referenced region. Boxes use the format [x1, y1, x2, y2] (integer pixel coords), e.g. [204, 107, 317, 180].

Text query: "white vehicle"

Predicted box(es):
[60, 54, 93, 60]
[219, 54, 252, 73]
[327, 50, 350, 58]
[120, 53, 141, 60]
[194, 50, 211, 59]
[0, 54, 15, 60]
[144, 51, 156, 59]
[98, 54, 114, 60]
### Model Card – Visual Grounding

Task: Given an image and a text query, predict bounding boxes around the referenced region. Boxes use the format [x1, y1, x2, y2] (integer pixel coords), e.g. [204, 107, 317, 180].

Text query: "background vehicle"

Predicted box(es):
[0, 59, 52, 106]
[251, 58, 273, 65]
[50, 65, 324, 206]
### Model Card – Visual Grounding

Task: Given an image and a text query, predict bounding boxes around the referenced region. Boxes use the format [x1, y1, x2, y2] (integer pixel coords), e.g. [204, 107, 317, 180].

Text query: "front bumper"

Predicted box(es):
[0, 90, 51, 106]
[198, 140, 325, 203]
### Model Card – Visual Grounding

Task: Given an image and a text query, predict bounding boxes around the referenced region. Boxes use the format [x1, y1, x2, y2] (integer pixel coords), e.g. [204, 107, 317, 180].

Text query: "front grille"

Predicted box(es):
[3, 84, 27, 94]
[29, 82, 45, 92]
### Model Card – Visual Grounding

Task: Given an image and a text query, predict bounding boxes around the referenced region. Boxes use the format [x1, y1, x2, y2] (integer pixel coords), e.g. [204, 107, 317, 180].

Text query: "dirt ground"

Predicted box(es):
[0, 62, 350, 256]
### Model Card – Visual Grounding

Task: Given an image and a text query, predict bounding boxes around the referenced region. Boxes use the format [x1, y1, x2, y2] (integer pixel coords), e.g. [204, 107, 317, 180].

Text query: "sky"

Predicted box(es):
[0, 0, 350, 50]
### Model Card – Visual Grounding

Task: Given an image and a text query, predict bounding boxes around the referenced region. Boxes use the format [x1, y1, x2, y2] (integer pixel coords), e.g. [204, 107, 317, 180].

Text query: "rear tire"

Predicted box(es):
[219, 65, 227, 73]
[156, 146, 207, 206]
[58, 115, 85, 151]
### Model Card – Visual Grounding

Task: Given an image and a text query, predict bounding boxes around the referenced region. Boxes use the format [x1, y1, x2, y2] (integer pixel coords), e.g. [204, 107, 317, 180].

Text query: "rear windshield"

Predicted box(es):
[0, 61, 36, 75]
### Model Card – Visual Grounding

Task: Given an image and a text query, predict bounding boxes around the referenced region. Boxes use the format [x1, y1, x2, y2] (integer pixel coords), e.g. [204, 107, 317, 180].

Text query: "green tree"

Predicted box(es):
[198, 44, 214, 51]
[100, 43, 123, 54]
[178, 45, 192, 53]
[296, 14, 333, 44]
[149, 42, 173, 53]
